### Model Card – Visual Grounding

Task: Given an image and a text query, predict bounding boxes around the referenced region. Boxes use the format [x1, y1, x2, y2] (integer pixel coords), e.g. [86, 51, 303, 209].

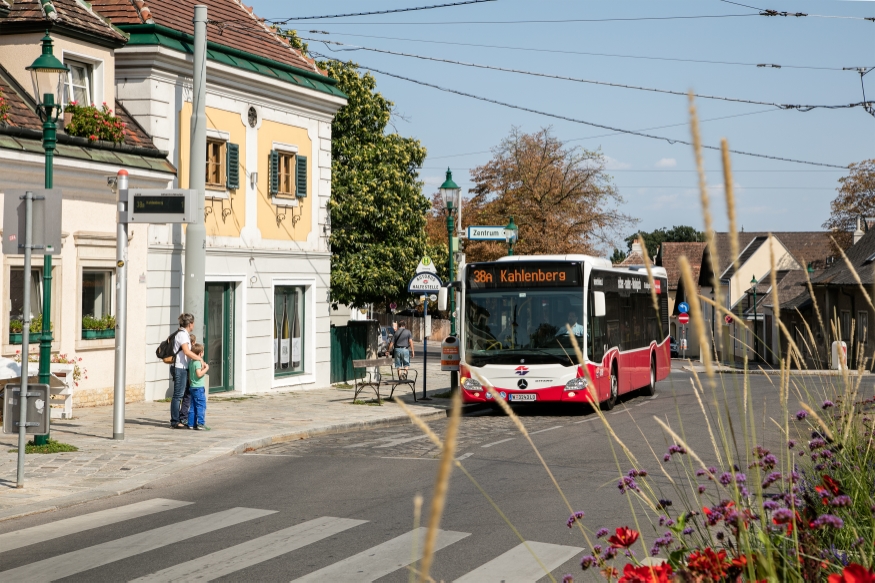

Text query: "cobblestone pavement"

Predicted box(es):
[0, 370, 451, 521]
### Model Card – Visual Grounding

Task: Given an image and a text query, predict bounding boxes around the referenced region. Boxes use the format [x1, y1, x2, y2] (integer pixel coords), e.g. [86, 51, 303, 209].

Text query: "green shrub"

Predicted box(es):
[64, 102, 125, 143]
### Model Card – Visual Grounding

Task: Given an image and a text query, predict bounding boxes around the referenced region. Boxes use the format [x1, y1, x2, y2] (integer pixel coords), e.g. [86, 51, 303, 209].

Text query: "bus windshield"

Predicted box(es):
[464, 289, 583, 366]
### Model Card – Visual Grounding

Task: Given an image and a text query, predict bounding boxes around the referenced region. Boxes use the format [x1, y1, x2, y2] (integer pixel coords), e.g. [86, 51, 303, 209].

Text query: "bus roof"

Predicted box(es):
[491, 254, 667, 278]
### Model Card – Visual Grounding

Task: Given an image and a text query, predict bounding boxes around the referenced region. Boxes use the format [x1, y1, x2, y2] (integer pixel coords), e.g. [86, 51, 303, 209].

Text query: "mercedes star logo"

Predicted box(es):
[517, 379, 528, 389]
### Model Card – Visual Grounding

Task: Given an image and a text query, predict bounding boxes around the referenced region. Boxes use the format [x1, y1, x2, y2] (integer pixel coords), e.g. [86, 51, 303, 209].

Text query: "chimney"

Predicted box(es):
[631, 238, 643, 256]
[854, 216, 865, 245]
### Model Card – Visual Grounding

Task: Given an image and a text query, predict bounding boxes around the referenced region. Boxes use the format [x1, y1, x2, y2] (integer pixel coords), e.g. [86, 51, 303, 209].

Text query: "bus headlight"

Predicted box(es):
[462, 377, 482, 391]
[565, 377, 588, 392]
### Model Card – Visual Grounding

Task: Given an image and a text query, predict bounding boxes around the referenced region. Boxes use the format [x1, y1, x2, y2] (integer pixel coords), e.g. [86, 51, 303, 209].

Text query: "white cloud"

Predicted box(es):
[654, 158, 677, 168]
[604, 156, 631, 170]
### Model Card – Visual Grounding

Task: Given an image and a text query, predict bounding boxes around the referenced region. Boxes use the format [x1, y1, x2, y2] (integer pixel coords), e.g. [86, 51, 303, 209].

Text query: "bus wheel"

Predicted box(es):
[601, 366, 618, 411]
[642, 355, 656, 397]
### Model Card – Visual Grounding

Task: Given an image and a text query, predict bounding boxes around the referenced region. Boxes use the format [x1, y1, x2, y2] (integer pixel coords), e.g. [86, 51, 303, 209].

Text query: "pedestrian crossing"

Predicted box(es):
[0, 499, 584, 582]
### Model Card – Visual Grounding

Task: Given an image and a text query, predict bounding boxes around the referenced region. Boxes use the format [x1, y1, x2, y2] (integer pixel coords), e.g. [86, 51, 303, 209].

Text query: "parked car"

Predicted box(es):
[378, 326, 395, 357]
[670, 336, 679, 358]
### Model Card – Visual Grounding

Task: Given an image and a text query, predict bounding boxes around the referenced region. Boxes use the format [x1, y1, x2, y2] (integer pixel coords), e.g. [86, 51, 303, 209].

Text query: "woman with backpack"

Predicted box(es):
[157, 314, 204, 429]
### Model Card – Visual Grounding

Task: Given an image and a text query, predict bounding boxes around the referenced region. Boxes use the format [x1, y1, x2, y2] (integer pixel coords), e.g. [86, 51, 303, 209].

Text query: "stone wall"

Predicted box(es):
[72, 384, 145, 408]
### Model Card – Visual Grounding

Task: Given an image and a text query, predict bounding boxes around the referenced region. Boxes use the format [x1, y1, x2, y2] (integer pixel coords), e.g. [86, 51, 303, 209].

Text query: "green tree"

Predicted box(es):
[610, 248, 627, 264]
[823, 160, 875, 250]
[625, 225, 705, 258]
[278, 31, 432, 307]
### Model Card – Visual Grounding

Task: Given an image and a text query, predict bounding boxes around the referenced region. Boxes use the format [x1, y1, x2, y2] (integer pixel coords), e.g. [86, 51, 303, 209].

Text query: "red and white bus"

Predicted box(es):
[457, 255, 671, 409]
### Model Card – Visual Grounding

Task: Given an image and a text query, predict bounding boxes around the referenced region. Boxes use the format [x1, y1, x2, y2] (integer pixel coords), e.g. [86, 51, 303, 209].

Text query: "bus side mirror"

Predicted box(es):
[593, 291, 606, 318]
[438, 287, 448, 311]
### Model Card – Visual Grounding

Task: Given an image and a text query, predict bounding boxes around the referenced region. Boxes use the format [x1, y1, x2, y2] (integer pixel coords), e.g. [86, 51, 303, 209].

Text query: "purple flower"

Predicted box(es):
[773, 508, 794, 524]
[815, 463, 826, 471]
[716, 531, 725, 540]
[788, 439, 797, 449]
[809, 438, 826, 451]
[580, 555, 596, 570]
[831, 495, 852, 507]
[763, 499, 780, 511]
[595, 528, 609, 538]
[822, 400, 835, 409]
[563, 575, 574, 583]
[696, 469, 707, 477]
[650, 544, 660, 556]
[664, 444, 686, 461]
[719, 472, 733, 486]
[617, 476, 640, 494]
[593, 545, 602, 554]
[708, 466, 717, 474]
[566, 511, 585, 528]
[663, 454, 671, 462]
[762, 472, 782, 489]
[698, 485, 707, 494]
[602, 546, 618, 560]
[682, 526, 694, 535]
[853, 537, 865, 548]
[627, 468, 648, 477]
[657, 499, 673, 509]
[762, 454, 777, 468]
[796, 410, 808, 420]
[811, 514, 844, 529]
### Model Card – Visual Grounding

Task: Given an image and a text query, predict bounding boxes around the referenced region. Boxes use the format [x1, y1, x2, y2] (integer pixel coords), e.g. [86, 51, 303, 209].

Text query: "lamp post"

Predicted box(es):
[27, 32, 68, 445]
[439, 168, 461, 392]
[750, 275, 758, 362]
[505, 216, 519, 256]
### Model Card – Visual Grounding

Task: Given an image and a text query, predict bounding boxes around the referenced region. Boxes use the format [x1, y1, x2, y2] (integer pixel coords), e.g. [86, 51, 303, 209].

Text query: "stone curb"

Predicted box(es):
[0, 407, 450, 524]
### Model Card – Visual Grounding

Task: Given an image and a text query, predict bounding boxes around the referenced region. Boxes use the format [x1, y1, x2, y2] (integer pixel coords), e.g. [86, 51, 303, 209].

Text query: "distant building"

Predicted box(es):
[656, 241, 707, 357]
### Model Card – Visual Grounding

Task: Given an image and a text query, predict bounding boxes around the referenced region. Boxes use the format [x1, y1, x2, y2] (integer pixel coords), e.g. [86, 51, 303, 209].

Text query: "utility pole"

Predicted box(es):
[184, 5, 207, 340]
[113, 170, 129, 440]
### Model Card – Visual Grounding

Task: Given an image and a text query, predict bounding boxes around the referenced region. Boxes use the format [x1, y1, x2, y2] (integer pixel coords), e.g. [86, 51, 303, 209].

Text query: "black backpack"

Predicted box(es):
[156, 330, 182, 364]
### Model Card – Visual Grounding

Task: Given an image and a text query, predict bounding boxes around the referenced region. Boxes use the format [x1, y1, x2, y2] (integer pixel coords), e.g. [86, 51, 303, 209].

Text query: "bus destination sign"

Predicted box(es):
[121, 189, 196, 224]
[134, 195, 185, 214]
[467, 262, 581, 289]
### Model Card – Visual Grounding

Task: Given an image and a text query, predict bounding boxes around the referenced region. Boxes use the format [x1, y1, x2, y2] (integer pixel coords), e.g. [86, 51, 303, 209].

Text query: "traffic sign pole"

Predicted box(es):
[113, 170, 129, 440]
[421, 295, 430, 401]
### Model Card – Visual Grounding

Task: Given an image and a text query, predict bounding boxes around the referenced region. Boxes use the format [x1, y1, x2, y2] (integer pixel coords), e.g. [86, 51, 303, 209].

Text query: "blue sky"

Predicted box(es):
[249, 0, 874, 243]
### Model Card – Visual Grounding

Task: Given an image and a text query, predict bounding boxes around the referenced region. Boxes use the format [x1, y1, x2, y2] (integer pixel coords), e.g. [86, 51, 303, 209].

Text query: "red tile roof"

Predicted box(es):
[658, 242, 707, 291]
[89, 0, 323, 75]
[3, 0, 127, 44]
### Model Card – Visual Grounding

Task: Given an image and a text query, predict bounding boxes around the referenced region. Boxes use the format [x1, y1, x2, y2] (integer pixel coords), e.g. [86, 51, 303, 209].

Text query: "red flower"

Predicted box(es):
[608, 527, 640, 548]
[687, 548, 730, 580]
[618, 563, 673, 583]
[823, 475, 842, 495]
[828, 564, 875, 583]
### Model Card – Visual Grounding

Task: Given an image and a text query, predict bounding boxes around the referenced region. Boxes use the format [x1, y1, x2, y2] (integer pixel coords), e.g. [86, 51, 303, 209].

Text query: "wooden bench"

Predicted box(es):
[352, 358, 419, 403]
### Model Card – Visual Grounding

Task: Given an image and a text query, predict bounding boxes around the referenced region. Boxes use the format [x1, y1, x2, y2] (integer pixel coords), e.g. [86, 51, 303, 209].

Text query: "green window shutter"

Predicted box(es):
[269, 149, 279, 195]
[226, 143, 239, 190]
[296, 154, 307, 198]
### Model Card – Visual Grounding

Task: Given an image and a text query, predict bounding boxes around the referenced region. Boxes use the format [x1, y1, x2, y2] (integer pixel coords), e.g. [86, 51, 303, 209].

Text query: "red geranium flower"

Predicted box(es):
[608, 526, 640, 548]
[823, 475, 842, 495]
[618, 563, 673, 583]
[828, 563, 875, 583]
[687, 548, 730, 580]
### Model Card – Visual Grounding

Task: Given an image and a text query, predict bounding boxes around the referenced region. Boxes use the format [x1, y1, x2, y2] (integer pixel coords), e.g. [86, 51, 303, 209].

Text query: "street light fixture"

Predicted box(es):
[439, 168, 461, 392]
[27, 32, 68, 445]
[750, 275, 758, 362]
[504, 216, 519, 256]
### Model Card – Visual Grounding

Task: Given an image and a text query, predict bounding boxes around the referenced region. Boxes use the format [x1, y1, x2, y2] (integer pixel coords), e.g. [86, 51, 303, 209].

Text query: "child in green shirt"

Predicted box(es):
[188, 343, 210, 430]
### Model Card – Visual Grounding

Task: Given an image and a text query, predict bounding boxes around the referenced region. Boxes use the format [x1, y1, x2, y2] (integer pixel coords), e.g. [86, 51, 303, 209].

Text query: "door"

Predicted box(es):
[204, 283, 234, 393]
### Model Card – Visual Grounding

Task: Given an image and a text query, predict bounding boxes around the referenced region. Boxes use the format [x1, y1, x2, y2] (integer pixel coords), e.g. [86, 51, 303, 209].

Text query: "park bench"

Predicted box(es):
[352, 358, 419, 403]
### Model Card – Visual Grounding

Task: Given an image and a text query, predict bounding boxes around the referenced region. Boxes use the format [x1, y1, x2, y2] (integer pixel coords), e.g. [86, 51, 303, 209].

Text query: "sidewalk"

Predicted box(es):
[0, 362, 453, 523]
[681, 361, 870, 376]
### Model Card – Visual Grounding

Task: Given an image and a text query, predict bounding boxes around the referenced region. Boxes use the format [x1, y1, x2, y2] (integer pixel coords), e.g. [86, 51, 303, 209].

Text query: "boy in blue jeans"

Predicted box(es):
[188, 343, 210, 430]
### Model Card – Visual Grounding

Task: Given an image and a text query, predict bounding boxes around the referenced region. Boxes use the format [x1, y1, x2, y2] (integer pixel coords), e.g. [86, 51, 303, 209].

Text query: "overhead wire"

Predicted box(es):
[309, 52, 848, 170]
[305, 31, 863, 72]
[718, 0, 875, 20]
[266, 0, 496, 24]
[306, 38, 873, 112]
[278, 14, 760, 25]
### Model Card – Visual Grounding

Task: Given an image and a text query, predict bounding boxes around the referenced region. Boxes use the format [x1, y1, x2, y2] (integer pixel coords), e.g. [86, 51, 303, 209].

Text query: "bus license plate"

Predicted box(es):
[510, 394, 536, 402]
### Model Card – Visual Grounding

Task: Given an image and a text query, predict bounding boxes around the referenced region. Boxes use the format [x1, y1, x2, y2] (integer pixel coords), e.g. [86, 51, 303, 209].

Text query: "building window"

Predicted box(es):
[206, 139, 225, 189]
[82, 270, 111, 318]
[274, 286, 305, 376]
[278, 151, 295, 197]
[858, 311, 868, 345]
[841, 310, 851, 342]
[8, 268, 43, 344]
[64, 60, 92, 105]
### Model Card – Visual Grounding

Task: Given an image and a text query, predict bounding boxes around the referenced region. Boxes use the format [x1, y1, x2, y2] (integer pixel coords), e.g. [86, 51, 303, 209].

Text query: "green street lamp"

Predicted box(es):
[27, 32, 67, 445]
[505, 216, 519, 256]
[750, 275, 758, 362]
[439, 168, 461, 392]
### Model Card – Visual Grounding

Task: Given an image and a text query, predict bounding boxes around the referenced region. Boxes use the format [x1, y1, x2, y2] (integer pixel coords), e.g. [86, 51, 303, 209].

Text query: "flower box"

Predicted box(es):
[82, 328, 114, 340]
[9, 332, 41, 345]
[98, 328, 115, 339]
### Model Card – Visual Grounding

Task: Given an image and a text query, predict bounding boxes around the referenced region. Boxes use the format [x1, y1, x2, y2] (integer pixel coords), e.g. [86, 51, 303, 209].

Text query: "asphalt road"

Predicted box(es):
[0, 367, 826, 582]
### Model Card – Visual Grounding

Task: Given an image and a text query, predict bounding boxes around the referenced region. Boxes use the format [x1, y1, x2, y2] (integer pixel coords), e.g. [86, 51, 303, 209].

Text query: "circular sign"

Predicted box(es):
[725, 314, 733, 325]
[678, 313, 690, 325]
[429, 294, 437, 301]
[677, 302, 690, 314]
[389, 302, 397, 311]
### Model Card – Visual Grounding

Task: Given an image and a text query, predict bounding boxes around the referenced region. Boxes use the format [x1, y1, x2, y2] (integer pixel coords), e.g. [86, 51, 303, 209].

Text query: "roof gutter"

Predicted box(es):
[0, 125, 170, 159]
[119, 23, 337, 87]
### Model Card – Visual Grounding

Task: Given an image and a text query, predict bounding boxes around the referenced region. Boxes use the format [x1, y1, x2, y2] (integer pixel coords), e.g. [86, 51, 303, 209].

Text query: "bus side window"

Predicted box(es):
[589, 292, 605, 362]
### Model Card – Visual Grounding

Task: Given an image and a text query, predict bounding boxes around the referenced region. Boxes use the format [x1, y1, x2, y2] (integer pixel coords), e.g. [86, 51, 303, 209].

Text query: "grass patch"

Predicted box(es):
[154, 398, 171, 402]
[431, 390, 453, 399]
[9, 439, 79, 454]
[335, 383, 355, 390]
[351, 399, 382, 406]
[213, 396, 256, 402]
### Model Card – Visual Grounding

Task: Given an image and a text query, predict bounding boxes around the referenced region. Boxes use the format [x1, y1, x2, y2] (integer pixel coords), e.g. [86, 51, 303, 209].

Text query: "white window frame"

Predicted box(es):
[60, 51, 103, 107]
[271, 278, 315, 388]
[76, 260, 116, 350]
[271, 142, 299, 208]
[3, 259, 62, 356]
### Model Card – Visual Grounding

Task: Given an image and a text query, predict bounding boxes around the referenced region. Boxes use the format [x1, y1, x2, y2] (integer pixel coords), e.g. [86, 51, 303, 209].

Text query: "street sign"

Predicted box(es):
[678, 313, 690, 325]
[2, 189, 63, 255]
[119, 189, 196, 224]
[415, 256, 437, 275]
[677, 302, 690, 314]
[389, 302, 397, 311]
[3, 384, 49, 435]
[467, 226, 509, 241]
[725, 314, 733, 325]
[408, 272, 442, 293]
[429, 294, 438, 301]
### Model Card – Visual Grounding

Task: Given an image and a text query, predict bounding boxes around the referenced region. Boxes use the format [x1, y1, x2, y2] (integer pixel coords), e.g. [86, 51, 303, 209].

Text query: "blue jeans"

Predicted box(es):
[188, 387, 206, 427]
[394, 347, 410, 368]
[170, 366, 188, 425]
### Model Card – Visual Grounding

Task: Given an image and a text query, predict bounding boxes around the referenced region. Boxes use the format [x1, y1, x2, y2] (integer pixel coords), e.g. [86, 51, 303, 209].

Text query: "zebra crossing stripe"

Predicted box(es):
[0, 498, 192, 554]
[292, 527, 469, 582]
[131, 516, 367, 582]
[454, 541, 583, 582]
[0, 507, 275, 581]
